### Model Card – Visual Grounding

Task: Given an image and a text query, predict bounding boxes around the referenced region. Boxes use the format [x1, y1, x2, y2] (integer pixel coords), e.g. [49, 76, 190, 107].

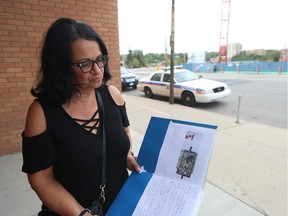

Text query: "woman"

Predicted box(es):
[22, 18, 140, 216]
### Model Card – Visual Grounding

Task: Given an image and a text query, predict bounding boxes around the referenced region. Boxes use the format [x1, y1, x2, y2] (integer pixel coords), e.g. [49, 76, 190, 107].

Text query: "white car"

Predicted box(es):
[137, 68, 231, 106]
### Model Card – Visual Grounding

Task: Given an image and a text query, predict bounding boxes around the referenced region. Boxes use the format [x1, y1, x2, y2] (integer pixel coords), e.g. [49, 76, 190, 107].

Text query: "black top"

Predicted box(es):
[22, 85, 130, 214]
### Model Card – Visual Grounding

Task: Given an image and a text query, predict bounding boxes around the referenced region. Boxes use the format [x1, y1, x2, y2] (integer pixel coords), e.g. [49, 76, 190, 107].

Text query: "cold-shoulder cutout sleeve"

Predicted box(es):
[119, 103, 130, 127]
[22, 130, 55, 174]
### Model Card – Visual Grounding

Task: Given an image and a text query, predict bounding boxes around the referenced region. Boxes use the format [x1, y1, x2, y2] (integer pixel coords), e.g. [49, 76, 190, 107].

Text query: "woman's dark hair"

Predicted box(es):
[31, 17, 112, 105]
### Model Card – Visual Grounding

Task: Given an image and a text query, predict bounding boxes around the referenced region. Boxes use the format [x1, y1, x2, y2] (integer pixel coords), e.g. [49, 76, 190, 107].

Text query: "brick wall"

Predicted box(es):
[0, 0, 121, 156]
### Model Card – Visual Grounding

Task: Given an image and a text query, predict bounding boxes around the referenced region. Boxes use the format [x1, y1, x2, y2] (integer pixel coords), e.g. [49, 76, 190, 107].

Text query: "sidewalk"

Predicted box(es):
[0, 94, 287, 216]
[125, 94, 287, 216]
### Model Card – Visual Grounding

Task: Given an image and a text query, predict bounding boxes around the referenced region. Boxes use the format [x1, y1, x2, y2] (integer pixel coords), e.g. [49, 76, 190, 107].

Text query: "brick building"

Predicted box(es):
[0, 0, 121, 155]
[246, 49, 267, 56]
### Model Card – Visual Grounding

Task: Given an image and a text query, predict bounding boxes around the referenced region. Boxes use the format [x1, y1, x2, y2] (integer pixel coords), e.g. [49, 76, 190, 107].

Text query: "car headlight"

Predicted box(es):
[196, 88, 213, 94]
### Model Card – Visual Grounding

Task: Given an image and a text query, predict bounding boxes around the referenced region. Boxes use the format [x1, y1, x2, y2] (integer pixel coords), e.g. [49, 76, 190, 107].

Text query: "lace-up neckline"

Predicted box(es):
[72, 109, 100, 134]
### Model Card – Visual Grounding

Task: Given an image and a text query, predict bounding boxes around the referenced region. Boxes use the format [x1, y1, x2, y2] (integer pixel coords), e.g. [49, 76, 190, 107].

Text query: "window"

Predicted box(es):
[163, 74, 170, 82]
[175, 71, 198, 83]
[151, 73, 162, 81]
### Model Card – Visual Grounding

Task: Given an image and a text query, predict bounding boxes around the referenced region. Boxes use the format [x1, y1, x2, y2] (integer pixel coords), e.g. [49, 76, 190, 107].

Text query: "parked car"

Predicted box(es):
[137, 68, 231, 106]
[121, 67, 139, 89]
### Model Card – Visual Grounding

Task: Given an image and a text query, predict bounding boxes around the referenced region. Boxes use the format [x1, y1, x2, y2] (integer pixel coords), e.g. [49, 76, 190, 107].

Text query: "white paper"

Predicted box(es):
[132, 121, 216, 216]
[154, 121, 216, 186]
[132, 175, 202, 216]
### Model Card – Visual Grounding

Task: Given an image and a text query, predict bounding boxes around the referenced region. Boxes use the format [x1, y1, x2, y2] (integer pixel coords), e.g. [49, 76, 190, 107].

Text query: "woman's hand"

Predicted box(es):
[126, 151, 141, 172]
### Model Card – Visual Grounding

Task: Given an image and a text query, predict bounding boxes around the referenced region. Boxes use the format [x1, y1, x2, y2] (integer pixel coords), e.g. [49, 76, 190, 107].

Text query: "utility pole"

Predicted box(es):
[165, 37, 168, 67]
[169, 0, 175, 104]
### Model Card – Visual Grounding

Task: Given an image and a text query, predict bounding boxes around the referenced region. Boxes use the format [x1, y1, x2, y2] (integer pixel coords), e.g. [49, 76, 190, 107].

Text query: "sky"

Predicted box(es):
[118, 0, 288, 54]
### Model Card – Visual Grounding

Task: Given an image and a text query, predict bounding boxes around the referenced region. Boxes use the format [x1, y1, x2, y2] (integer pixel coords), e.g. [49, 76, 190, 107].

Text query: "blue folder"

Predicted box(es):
[106, 116, 217, 216]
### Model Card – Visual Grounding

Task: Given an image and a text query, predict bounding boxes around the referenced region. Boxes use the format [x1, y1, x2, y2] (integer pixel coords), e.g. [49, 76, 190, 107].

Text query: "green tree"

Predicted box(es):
[133, 49, 146, 67]
[265, 50, 280, 61]
[130, 58, 140, 68]
[206, 52, 218, 62]
[174, 53, 186, 65]
[231, 51, 248, 61]
[232, 50, 281, 62]
[122, 49, 282, 66]
[123, 49, 146, 68]
[124, 49, 134, 68]
[144, 53, 164, 66]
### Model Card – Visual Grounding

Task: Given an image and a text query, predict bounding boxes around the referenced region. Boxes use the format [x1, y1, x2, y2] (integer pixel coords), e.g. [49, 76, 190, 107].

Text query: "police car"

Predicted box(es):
[137, 68, 231, 106]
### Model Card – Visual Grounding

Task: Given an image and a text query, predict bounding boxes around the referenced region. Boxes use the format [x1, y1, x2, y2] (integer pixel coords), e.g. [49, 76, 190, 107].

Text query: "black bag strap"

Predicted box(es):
[96, 89, 106, 203]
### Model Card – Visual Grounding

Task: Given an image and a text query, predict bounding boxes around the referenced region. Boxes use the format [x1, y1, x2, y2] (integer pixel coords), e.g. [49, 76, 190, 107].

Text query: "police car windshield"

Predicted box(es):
[175, 71, 199, 83]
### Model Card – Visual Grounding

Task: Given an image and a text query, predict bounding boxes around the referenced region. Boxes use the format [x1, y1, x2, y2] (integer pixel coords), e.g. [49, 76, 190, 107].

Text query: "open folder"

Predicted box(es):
[106, 116, 217, 216]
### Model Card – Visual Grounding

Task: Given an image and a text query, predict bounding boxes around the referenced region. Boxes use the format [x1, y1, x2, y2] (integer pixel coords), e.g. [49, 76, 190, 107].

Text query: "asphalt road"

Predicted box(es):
[123, 68, 287, 129]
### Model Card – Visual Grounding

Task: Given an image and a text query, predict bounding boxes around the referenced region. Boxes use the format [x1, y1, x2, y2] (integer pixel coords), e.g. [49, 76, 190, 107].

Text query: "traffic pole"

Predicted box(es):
[278, 66, 281, 75]
[235, 95, 242, 124]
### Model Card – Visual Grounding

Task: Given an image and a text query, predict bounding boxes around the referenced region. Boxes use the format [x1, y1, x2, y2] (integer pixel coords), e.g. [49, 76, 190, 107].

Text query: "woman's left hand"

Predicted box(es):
[127, 151, 141, 172]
